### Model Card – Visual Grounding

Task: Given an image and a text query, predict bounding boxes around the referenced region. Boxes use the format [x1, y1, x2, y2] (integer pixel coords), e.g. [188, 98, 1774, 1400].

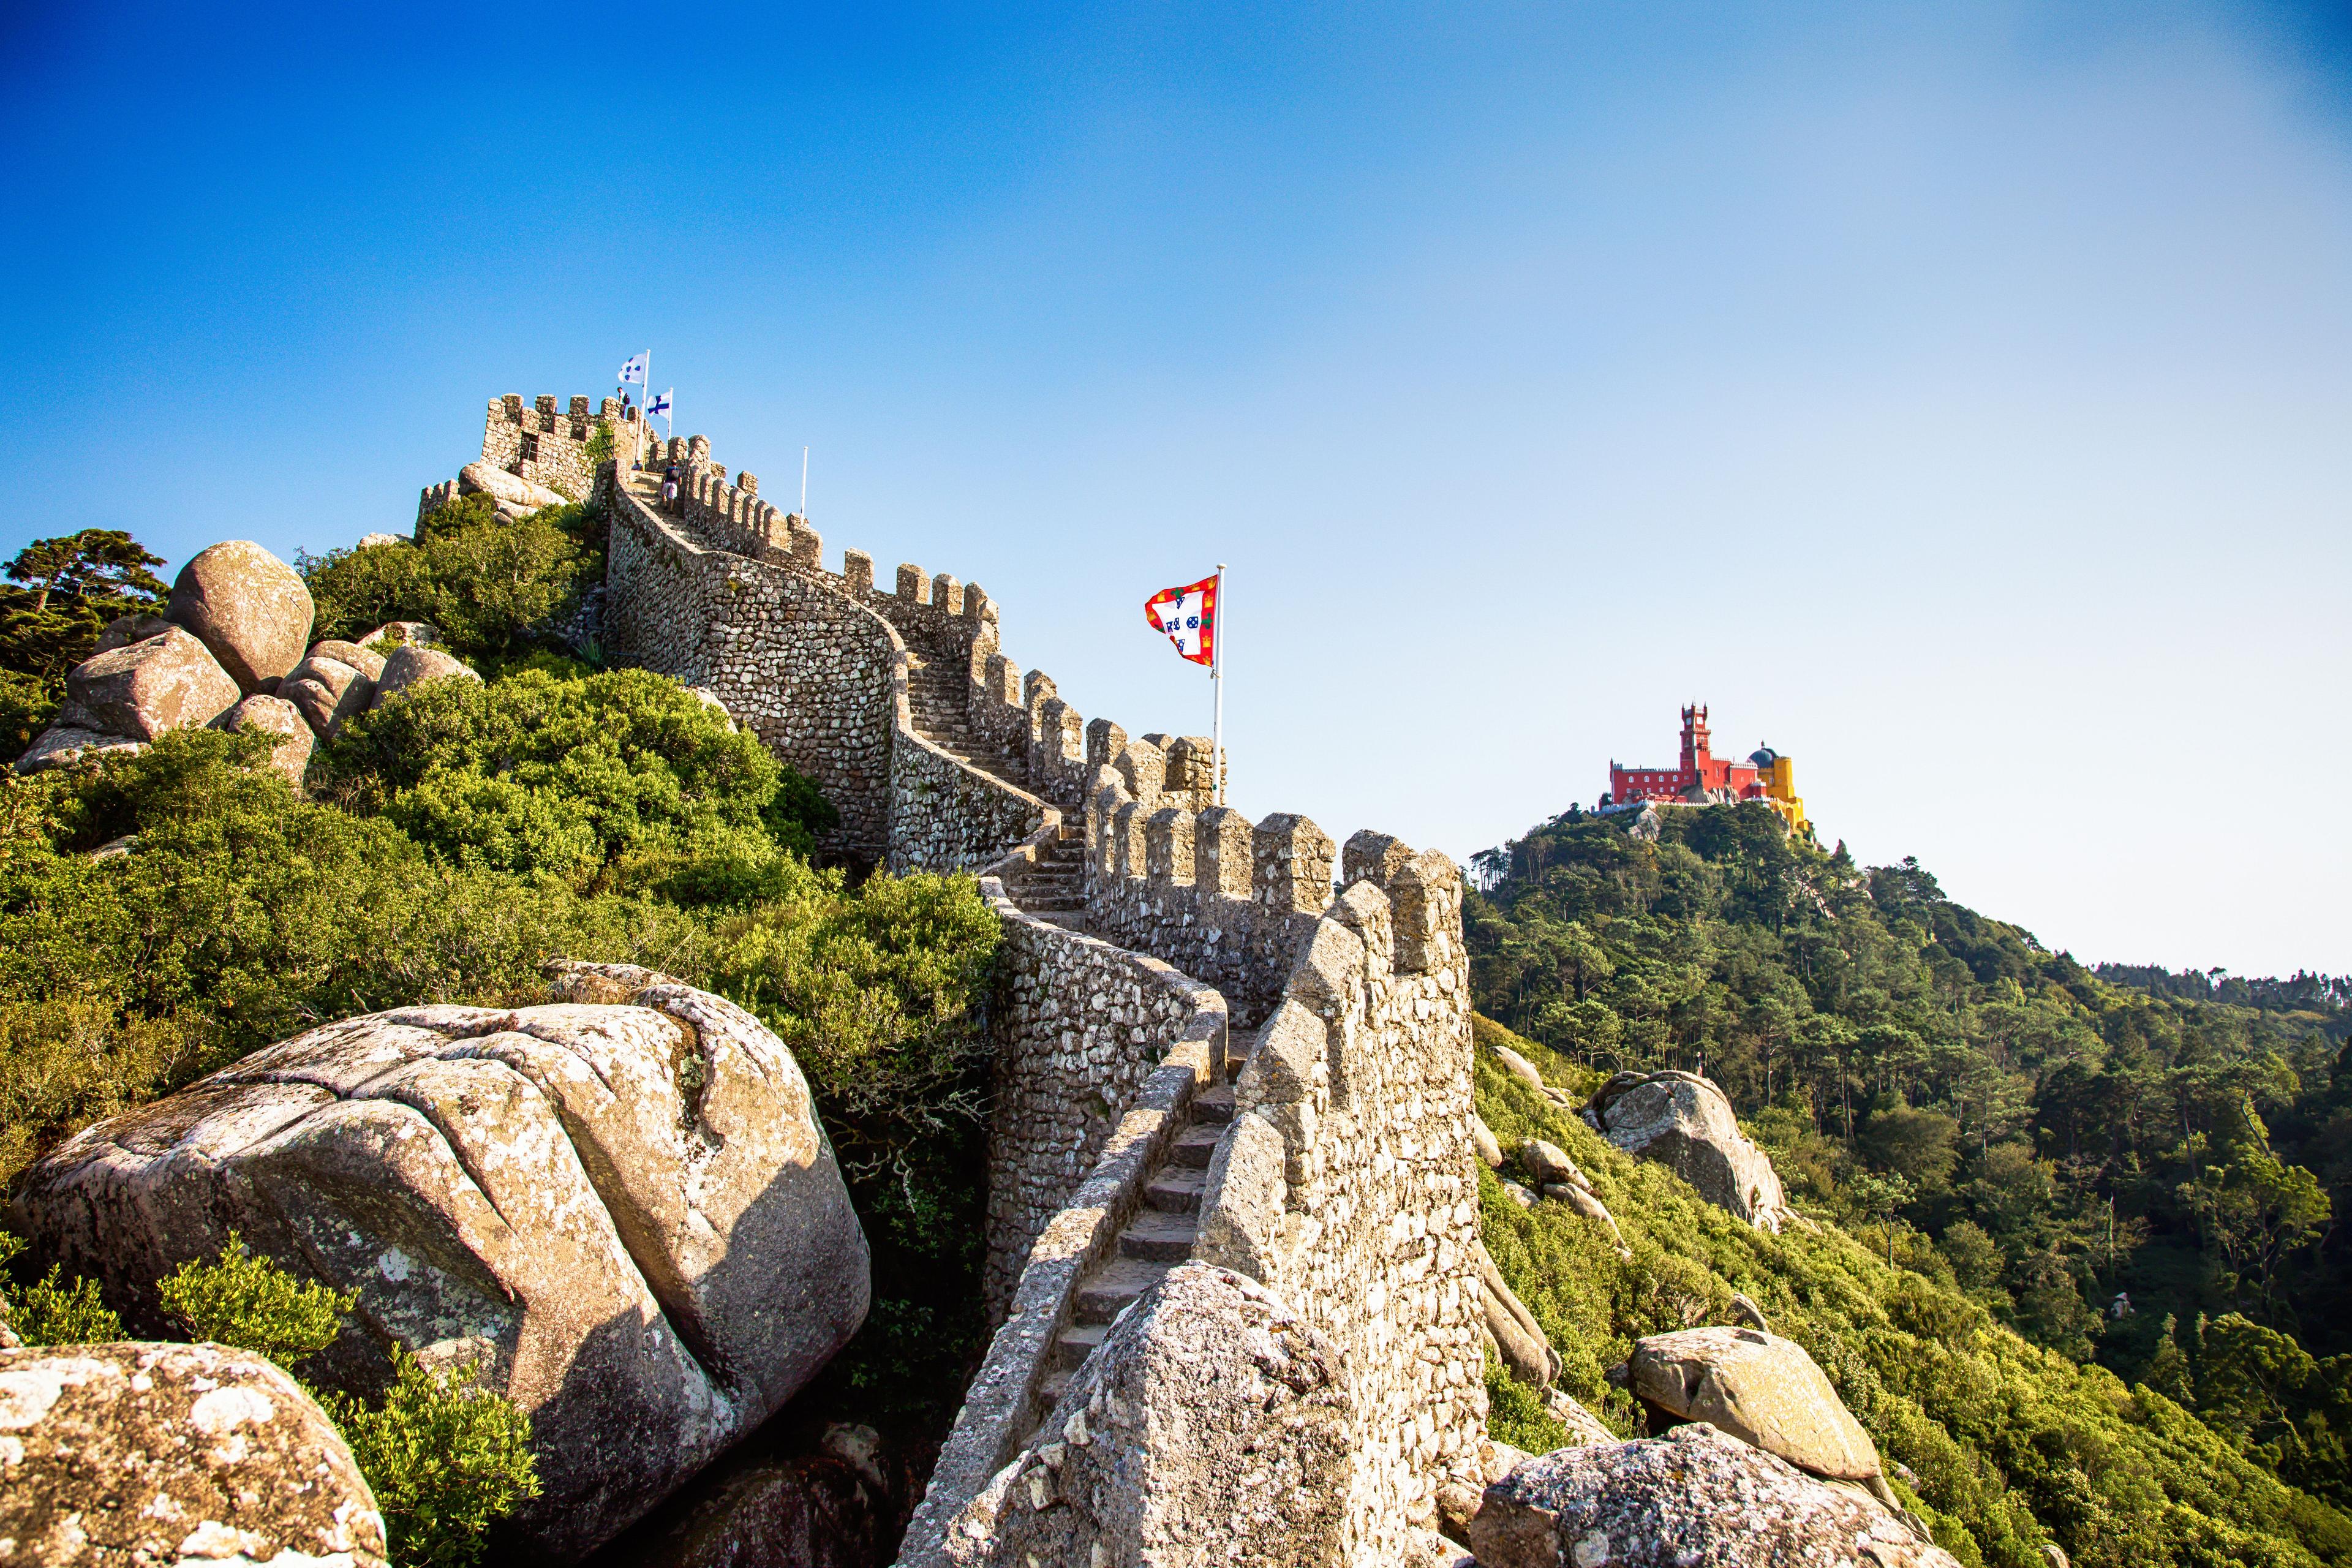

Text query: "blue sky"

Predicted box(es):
[7, 2, 2348, 974]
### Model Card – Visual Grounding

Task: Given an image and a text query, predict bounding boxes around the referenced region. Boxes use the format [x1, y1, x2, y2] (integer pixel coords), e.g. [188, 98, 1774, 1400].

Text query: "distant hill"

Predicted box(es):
[1465, 801, 2351, 1525]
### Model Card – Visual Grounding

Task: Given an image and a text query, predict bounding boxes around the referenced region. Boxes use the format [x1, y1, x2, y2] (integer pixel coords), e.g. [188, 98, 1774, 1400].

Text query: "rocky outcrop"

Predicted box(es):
[1623, 1327, 1879, 1482]
[611, 1424, 903, 1568]
[1468, 1425, 1958, 1568]
[93, 611, 173, 654]
[0, 1340, 388, 1568]
[13, 725, 145, 774]
[1479, 1241, 1561, 1389]
[935, 1264, 1353, 1567]
[358, 619, 439, 649]
[216, 693, 314, 788]
[166, 541, 316, 693]
[13, 961, 869, 1564]
[371, 643, 481, 706]
[62, 625, 241, 741]
[281, 641, 382, 737]
[1586, 1069, 1789, 1231]
[462, 460, 573, 518]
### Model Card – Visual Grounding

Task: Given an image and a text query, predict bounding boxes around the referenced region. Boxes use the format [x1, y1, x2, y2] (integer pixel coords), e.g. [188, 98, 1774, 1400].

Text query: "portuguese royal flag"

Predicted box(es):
[1144, 575, 1218, 667]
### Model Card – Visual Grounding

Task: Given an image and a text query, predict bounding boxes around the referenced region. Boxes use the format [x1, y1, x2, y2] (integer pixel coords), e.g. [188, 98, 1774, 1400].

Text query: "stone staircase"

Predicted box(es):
[1031, 1024, 1260, 1411]
[903, 651, 1027, 788]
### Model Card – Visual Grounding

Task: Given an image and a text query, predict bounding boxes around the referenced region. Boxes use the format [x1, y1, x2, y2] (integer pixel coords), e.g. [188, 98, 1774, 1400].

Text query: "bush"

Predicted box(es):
[706, 868, 1003, 1425]
[320, 666, 835, 901]
[159, 1231, 354, 1367]
[301, 494, 601, 665]
[0, 1234, 124, 1344]
[0, 728, 706, 1179]
[327, 1346, 541, 1568]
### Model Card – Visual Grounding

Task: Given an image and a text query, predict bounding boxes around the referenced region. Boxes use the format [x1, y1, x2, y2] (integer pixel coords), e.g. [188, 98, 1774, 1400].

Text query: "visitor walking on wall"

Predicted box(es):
[662, 463, 680, 510]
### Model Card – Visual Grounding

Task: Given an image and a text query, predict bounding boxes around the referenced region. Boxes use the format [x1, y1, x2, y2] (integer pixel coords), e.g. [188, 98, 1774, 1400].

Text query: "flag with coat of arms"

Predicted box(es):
[1144, 574, 1217, 666]
[618, 352, 649, 386]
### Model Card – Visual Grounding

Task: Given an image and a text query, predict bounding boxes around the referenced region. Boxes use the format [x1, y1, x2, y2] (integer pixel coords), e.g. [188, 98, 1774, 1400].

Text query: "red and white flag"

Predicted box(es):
[1144, 575, 1218, 666]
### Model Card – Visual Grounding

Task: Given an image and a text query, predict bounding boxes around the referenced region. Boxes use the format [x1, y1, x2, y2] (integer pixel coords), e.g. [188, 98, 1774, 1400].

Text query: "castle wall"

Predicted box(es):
[482, 393, 637, 501]
[1079, 747, 1335, 1027]
[604, 481, 895, 859]
[1193, 842, 1485, 1559]
[981, 903, 1227, 1314]
[889, 731, 1049, 875]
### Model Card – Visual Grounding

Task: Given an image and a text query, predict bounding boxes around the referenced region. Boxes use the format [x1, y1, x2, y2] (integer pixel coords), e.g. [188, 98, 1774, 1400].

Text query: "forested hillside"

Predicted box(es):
[1468, 802, 2350, 1518]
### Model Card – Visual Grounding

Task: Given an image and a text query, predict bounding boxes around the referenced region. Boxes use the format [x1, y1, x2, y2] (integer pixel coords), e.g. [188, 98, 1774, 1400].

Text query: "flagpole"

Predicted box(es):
[1212, 562, 1226, 807]
[801, 446, 810, 519]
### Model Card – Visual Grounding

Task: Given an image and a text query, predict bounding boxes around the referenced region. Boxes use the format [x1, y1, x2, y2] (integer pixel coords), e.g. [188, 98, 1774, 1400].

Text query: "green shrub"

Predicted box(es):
[0, 1234, 125, 1344]
[320, 666, 835, 901]
[301, 494, 601, 665]
[159, 1231, 354, 1367]
[0, 670, 55, 766]
[0, 729, 706, 1178]
[327, 1345, 541, 1568]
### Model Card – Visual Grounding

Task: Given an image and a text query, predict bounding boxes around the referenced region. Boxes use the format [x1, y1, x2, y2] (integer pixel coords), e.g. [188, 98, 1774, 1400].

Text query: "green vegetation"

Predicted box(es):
[326, 1349, 542, 1568]
[299, 493, 603, 669]
[159, 1231, 356, 1366]
[0, 529, 170, 761]
[1468, 801, 2351, 1561]
[0, 513, 1005, 1556]
[1475, 1016, 2352, 1568]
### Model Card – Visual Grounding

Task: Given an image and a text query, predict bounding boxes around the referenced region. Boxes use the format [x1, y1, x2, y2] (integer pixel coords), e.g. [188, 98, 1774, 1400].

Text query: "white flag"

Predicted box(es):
[618, 352, 649, 386]
[648, 388, 672, 419]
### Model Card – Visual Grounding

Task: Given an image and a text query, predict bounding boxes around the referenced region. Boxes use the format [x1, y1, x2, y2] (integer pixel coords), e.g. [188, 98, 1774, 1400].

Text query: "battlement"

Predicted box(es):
[480, 392, 640, 502]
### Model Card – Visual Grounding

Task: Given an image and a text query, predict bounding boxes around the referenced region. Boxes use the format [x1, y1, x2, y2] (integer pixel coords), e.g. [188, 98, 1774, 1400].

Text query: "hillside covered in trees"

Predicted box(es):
[1468, 803, 2350, 1522]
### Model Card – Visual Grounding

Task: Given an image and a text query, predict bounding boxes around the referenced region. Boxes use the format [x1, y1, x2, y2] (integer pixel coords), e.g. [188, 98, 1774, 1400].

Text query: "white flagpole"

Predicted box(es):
[1212, 563, 1226, 807]
[801, 445, 810, 518]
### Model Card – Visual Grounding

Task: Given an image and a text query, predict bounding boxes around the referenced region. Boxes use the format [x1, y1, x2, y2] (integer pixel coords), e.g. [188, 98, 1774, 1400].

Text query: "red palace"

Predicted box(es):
[1605, 705, 1808, 832]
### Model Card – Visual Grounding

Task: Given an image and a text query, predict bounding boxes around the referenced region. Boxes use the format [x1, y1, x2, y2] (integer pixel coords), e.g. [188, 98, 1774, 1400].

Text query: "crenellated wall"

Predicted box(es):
[481, 393, 639, 501]
[1193, 838, 1485, 1561]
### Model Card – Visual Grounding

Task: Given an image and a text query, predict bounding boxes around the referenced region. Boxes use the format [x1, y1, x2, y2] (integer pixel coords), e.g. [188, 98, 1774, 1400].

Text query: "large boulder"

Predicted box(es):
[13, 725, 144, 774]
[371, 643, 481, 707]
[933, 1264, 1352, 1567]
[0, 1340, 388, 1567]
[1623, 1327, 1880, 1482]
[1466, 1425, 1959, 1568]
[216, 693, 314, 788]
[13, 961, 870, 1564]
[165, 541, 315, 693]
[1586, 1070, 1788, 1230]
[61, 625, 240, 742]
[92, 611, 173, 654]
[462, 461, 573, 516]
[281, 647, 379, 737]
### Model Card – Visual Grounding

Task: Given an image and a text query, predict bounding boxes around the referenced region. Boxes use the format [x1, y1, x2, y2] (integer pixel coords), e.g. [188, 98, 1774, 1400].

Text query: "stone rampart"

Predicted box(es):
[1192, 839, 1484, 1559]
[1080, 752, 1336, 1026]
[481, 393, 639, 501]
[603, 480, 897, 857]
[899, 872, 1227, 1568]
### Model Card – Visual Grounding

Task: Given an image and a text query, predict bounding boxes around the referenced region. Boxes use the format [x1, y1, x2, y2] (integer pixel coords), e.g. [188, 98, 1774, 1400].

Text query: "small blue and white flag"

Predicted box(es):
[649, 387, 672, 418]
[619, 352, 649, 386]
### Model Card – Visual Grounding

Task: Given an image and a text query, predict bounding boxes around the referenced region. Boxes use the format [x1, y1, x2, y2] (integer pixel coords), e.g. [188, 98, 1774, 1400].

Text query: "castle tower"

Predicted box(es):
[1679, 703, 1711, 777]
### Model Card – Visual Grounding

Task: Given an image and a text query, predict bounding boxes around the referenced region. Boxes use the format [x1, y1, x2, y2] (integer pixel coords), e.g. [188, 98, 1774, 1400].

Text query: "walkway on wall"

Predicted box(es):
[1028, 1023, 1258, 1421]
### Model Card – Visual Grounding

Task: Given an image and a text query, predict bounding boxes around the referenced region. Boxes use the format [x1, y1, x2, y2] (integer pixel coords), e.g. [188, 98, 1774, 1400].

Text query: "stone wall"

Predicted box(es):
[1080, 758, 1336, 1027]
[981, 893, 1227, 1314]
[899, 874, 1227, 1568]
[889, 727, 1049, 875]
[1193, 840, 1485, 1559]
[481, 393, 639, 501]
[603, 481, 896, 858]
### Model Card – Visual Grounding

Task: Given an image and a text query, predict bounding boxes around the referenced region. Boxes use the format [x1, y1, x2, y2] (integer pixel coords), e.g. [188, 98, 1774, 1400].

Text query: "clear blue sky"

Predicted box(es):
[7, 2, 2348, 975]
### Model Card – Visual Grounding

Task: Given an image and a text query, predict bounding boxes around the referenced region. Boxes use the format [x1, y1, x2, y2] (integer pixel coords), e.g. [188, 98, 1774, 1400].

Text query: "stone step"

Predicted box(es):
[1120, 1211, 1199, 1263]
[1037, 1367, 1074, 1408]
[1168, 1123, 1222, 1170]
[1191, 1084, 1235, 1125]
[1022, 895, 1086, 913]
[1052, 1322, 1107, 1371]
[1076, 1257, 1172, 1324]
[1144, 1166, 1206, 1214]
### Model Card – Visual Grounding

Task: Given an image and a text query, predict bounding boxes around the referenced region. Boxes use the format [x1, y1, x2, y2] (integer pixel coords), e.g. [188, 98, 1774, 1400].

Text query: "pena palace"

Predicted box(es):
[1604, 704, 1810, 836]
